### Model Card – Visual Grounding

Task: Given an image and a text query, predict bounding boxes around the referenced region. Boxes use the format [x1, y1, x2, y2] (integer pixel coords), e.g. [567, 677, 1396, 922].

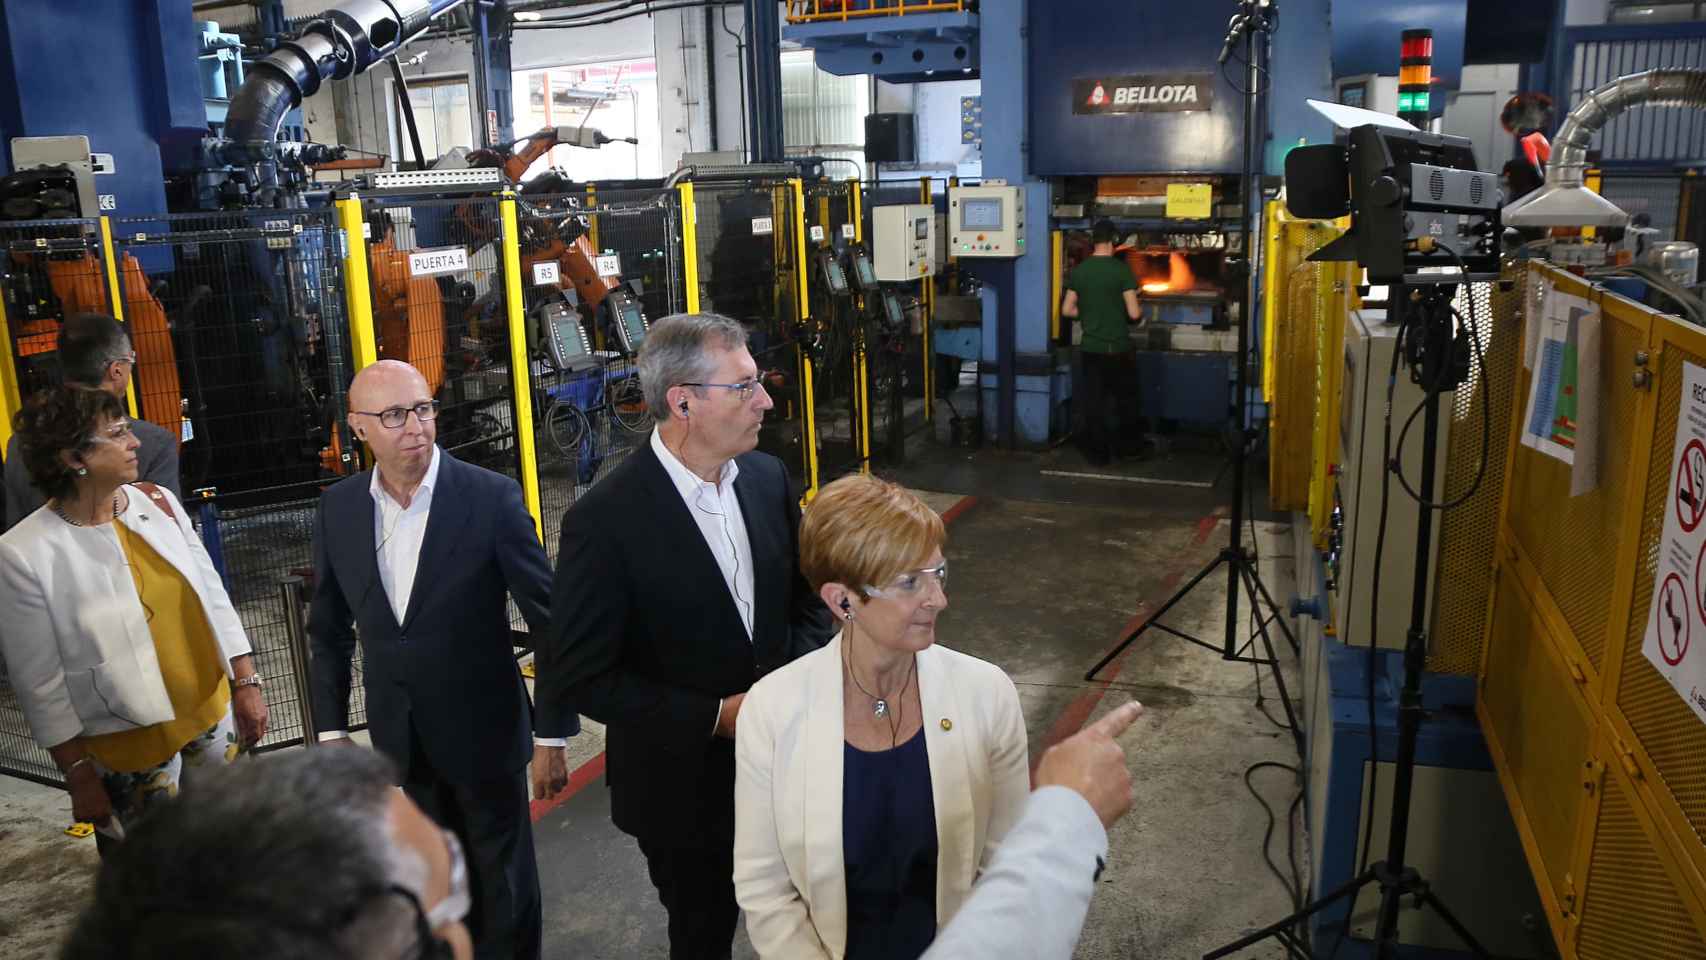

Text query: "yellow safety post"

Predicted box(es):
[0, 293, 20, 456]
[98, 217, 140, 419]
[919, 177, 934, 423]
[500, 193, 545, 542]
[791, 177, 820, 498]
[1260, 200, 1284, 402]
[1582, 169, 1602, 240]
[586, 183, 600, 254]
[848, 177, 863, 243]
[1050, 230, 1063, 343]
[677, 183, 700, 313]
[336, 195, 379, 369]
[850, 178, 870, 472]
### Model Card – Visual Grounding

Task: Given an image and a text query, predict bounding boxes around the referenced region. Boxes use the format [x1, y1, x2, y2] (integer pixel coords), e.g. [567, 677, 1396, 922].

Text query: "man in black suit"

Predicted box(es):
[534, 313, 833, 959]
[308, 359, 566, 960]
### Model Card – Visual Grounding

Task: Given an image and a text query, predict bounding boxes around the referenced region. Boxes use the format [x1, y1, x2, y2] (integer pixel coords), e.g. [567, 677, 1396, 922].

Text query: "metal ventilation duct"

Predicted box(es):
[1503, 68, 1706, 228]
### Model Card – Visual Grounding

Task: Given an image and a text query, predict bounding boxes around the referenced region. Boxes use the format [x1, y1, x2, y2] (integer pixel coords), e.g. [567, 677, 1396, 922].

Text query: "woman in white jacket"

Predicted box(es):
[0, 386, 266, 844]
[734, 474, 1029, 959]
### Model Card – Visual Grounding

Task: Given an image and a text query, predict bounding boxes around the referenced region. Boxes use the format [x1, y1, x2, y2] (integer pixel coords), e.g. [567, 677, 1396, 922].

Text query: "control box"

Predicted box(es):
[948, 184, 1026, 258]
[871, 204, 937, 280]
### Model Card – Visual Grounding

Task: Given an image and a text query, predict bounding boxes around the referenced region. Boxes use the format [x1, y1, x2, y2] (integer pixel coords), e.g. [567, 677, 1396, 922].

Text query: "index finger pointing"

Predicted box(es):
[1087, 700, 1144, 740]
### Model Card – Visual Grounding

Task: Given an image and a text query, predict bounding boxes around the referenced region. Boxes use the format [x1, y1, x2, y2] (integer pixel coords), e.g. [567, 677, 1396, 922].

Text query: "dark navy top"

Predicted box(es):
[842, 730, 937, 960]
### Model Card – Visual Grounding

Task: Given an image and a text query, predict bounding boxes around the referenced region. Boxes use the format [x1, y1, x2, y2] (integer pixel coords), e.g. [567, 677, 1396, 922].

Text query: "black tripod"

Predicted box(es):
[1205, 281, 1491, 960]
[1084, 0, 1302, 758]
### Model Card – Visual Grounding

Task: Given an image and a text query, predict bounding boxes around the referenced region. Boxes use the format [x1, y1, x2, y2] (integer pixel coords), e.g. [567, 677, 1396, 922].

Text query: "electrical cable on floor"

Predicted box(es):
[1245, 760, 1310, 950]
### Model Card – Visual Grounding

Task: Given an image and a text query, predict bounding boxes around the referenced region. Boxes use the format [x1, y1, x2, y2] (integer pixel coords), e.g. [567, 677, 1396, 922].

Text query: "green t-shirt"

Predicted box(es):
[1067, 255, 1138, 354]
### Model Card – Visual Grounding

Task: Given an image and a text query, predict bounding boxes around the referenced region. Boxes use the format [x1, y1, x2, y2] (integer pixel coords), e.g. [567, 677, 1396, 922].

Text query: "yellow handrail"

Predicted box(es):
[786, 0, 967, 25]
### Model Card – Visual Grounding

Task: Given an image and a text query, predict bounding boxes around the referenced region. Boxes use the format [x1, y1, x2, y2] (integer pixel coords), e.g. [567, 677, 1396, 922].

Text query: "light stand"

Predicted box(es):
[1204, 278, 1492, 960]
[1084, 0, 1302, 759]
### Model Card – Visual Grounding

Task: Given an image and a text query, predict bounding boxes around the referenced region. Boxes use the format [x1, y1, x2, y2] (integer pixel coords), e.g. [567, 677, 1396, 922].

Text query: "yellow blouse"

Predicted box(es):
[82, 522, 231, 773]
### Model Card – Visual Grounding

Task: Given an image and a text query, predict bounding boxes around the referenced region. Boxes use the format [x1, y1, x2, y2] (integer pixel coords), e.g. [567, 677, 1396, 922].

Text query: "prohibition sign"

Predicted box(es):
[1659, 572, 1691, 667]
[1679, 438, 1706, 533]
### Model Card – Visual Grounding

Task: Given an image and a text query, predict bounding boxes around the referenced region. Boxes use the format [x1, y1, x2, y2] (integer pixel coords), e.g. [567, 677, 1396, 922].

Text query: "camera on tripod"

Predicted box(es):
[1283, 118, 1502, 283]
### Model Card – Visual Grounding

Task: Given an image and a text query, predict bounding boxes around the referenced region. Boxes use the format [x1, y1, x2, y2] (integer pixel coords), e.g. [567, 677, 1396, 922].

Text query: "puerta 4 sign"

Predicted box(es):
[1642, 361, 1706, 726]
[1073, 73, 1214, 116]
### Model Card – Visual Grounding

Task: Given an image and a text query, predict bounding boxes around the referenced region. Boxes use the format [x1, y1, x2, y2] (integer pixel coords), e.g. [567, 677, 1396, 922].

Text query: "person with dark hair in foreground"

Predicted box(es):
[3, 313, 178, 531]
[58, 702, 1142, 960]
[61, 746, 473, 960]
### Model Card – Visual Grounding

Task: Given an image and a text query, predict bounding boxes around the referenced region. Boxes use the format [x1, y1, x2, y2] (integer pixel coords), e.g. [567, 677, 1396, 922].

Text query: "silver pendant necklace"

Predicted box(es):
[54, 494, 122, 527]
[845, 638, 915, 720]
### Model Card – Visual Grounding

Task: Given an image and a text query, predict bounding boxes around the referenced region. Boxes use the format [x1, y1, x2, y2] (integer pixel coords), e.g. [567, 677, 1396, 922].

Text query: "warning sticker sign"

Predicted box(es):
[1641, 361, 1706, 726]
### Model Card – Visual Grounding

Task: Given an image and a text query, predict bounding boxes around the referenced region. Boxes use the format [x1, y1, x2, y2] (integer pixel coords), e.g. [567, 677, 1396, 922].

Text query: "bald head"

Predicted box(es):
[348, 360, 437, 487]
[350, 359, 430, 412]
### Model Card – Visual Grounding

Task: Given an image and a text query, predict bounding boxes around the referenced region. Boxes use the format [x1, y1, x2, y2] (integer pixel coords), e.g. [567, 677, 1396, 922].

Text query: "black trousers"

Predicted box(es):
[403, 726, 543, 960]
[635, 828, 740, 960]
[1078, 349, 1143, 463]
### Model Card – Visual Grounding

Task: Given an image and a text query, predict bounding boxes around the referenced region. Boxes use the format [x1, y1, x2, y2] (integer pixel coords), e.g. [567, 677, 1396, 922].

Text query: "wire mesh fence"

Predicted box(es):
[515, 187, 685, 561]
[0, 218, 113, 401]
[112, 209, 364, 753]
[691, 180, 815, 491]
[112, 210, 355, 505]
[1599, 173, 1685, 242]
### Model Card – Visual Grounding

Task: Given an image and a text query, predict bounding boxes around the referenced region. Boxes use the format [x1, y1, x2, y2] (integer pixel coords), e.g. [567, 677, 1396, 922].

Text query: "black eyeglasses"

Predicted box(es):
[352, 400, 440, 429]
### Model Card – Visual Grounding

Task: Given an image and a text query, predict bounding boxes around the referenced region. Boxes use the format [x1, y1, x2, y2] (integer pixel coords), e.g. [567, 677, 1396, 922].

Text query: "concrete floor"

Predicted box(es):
[0, 429, 1312, 960]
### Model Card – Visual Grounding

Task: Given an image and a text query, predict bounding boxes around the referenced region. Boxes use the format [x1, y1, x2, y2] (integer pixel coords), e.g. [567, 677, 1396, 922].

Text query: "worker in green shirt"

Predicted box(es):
[1062, 220, 1144, 465]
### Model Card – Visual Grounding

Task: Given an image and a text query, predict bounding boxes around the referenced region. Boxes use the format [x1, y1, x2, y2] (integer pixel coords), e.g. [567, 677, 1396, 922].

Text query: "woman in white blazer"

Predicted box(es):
[735, 474, 1029, 960]
[0, 386, 266, 843]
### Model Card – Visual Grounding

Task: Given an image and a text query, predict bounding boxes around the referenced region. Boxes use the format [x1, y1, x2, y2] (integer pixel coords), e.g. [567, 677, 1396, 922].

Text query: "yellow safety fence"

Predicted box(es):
[1262, 201, 1350, 517]
[1481, 261, 1706, 957]
[0, 181, 830, 524]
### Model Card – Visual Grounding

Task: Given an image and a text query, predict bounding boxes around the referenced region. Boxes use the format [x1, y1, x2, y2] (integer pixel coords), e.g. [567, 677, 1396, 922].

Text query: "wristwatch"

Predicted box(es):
[234, 675, 264, 691]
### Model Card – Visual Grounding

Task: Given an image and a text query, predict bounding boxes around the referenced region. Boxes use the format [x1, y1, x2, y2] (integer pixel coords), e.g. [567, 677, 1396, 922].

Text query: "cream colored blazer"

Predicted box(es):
[734, 633, 1030, 959]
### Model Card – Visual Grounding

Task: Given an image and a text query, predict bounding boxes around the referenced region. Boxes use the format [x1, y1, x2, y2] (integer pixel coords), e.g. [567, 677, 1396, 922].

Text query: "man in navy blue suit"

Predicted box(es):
[308, 359, 564, 960]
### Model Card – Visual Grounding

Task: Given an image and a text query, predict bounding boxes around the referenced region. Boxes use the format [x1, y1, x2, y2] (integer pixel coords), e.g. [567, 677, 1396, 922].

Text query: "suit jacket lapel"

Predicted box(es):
[804, 634, 849, 955]
[401, 452, 469, 630]
[638, 444, 751, 640]
[918, 645, 977, 926]
[353, 477, 383, 621]
[732, 460, 777, 642]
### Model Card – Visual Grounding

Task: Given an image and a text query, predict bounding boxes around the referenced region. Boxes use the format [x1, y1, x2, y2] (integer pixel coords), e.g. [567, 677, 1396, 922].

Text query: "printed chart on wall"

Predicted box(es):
[1521, 282, 1601, 496]
[1642, 360, 1706, 726]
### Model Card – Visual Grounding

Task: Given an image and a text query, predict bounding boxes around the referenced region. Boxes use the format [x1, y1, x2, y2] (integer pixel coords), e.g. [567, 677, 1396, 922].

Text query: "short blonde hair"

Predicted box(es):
[800, 474, 946, 592]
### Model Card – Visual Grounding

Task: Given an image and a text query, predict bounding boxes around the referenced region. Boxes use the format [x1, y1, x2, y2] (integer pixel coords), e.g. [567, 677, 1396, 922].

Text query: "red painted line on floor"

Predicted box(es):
[1031, 508, 1228, 781]
[939, 495, 979, 527]
[530, 752, 606, 823]
[532, 494, 981, 824]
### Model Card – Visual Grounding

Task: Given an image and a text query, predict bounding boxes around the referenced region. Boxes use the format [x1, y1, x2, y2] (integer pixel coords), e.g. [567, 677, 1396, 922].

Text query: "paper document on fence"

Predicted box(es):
[1640, 360, 1706, 729]
[1520, 288, 1601, 494]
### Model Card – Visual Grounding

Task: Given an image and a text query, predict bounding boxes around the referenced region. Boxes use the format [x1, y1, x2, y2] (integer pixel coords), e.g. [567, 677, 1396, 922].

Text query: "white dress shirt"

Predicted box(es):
[319, 447, 440, 742]
[651, 429, 755, 638]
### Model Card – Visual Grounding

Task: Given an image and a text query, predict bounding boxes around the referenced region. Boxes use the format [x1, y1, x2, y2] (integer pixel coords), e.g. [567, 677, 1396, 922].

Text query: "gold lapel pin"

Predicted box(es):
[940, 718, 953, 731]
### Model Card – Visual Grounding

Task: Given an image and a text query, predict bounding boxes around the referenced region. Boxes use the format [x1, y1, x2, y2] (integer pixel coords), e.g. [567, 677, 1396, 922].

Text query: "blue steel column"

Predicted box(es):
[472, 2, 515, 148]
[744, 0, 784, 162]
[971, 0, 1053, 447]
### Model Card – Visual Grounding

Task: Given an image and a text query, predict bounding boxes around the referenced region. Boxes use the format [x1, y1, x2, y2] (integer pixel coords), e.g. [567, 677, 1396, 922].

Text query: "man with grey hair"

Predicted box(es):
[536, 313, 832, 959]
[61, 747, 474, 960]
[3, 313, 178, 531]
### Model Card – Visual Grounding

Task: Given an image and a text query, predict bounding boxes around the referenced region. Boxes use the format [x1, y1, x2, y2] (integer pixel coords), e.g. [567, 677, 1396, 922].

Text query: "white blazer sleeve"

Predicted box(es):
[922, 787, 1108, 960]
[158, 486, 251, 674]
[0, 540, 81, 748]
[733, 687, 833, 959]
[980, 668, 1032, 867]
